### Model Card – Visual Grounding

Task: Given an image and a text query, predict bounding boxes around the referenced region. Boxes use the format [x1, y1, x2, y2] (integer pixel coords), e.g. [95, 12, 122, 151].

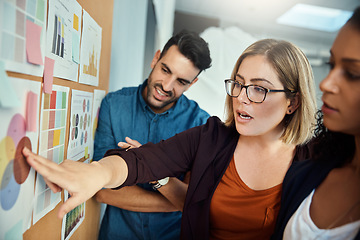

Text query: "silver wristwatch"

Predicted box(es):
[152, 177, 169, 190]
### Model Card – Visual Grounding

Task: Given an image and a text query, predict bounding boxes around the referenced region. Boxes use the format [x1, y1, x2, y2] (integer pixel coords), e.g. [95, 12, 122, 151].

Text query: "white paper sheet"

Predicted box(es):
[0, 77, 41, 239]
[61, 190, 85, 240]
[46, 0, 82, 81]
[78, 10, 102, 86]
[67, 89, 93, 161]
[33, 84, 69, 224]
[88, 89, 106, 161]
[0, 0, 47, 76]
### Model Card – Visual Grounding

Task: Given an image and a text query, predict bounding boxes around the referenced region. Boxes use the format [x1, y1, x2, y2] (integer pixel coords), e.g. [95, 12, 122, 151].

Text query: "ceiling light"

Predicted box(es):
[277, 4, 352, 32]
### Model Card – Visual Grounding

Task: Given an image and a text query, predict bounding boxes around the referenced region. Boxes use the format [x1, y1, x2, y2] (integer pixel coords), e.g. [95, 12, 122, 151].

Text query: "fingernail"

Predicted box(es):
[23, 147, 29, 153]
[118, 143, 123, 147]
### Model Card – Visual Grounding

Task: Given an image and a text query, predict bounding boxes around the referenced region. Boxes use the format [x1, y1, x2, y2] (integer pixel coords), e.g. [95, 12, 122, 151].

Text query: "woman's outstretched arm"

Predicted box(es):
[22, 147, 128, 219]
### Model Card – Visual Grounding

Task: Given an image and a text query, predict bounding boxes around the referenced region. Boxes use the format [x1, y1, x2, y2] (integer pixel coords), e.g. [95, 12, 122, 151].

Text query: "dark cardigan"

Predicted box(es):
[105, 116, 310, 239]
[272, 159, 360, 239]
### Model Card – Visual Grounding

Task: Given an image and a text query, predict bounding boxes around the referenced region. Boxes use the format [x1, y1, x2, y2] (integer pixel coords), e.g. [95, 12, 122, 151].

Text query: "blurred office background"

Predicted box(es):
[108, 0, 358, 120]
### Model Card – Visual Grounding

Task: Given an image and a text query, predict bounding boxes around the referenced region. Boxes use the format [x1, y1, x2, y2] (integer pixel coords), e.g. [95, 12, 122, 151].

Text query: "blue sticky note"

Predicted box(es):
[0, 61, 21, 108]
[72, 31, 80, 64]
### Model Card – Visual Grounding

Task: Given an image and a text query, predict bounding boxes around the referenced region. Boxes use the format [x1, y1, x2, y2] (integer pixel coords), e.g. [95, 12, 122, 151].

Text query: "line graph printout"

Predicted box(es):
[0, 77, 41, 239]
[46, 0, 82, 81]
[78, 10, 102, 86]
[34, 84, 69, 224]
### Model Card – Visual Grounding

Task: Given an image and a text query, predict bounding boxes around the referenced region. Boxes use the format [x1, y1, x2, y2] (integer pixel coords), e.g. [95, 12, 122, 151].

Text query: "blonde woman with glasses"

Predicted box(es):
[23, 38, 317, 239]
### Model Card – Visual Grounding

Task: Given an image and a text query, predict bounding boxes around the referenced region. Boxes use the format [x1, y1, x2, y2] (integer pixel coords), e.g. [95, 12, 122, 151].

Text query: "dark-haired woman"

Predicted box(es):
[272, 7, 360, 240]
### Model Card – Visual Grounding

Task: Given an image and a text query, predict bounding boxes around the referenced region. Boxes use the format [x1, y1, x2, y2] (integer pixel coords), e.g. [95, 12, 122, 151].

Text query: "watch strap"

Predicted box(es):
[152, 182, 163, 190]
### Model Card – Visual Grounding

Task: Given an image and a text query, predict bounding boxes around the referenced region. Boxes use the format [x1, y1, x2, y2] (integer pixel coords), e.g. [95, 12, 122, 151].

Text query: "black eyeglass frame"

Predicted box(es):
[224, 79, 295, 103]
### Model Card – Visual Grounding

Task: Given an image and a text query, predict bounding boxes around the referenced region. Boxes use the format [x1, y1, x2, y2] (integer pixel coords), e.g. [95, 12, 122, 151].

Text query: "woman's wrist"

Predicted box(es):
[95, 155, 128, 189]
[90, 160, 112, 189]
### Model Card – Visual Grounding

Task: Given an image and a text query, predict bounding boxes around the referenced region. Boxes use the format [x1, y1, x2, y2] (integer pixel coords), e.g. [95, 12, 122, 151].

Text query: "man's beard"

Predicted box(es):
[145, 82, 179, 111]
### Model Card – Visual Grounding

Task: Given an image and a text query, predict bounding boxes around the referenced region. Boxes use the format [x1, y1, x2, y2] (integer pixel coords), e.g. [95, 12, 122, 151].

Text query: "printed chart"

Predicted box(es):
[51, 15, 65, 58]
[34, 84, 69, 224]
[67, 89, 93, 161]
[46, 0, 82, 81]
[78, 10, 102, 86]
[0, 77, 41, 239]
[89, 89, 105, 161]
[0, 0, 47, 76]
[61, 191, 85, 240]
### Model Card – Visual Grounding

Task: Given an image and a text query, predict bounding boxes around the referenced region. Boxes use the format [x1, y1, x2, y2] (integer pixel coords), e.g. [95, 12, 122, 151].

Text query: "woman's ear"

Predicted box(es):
[287, 93, 300, 114]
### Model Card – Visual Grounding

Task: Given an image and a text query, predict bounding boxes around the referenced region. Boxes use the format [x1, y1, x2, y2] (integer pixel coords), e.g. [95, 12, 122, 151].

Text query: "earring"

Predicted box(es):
[288, 110, 292, 114]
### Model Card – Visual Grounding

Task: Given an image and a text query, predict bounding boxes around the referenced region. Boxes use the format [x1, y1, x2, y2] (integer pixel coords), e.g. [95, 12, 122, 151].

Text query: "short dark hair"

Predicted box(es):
[160, 30, 212, 72]
[347, 6, 360, 31]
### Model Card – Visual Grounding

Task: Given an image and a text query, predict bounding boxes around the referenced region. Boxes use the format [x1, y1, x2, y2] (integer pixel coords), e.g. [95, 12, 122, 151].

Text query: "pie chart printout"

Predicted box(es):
[0, 112, 33, 211]
[0, 160, 20, 210]
[6, 114, 26, 147]
[14, 137, 32, 184]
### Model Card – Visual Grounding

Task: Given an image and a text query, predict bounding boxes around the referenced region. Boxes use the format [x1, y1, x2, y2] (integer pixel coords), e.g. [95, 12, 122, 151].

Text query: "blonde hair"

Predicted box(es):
[224, 39, 317, 145]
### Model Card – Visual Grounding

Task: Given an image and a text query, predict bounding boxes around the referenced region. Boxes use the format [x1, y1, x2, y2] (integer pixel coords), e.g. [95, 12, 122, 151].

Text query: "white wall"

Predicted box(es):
[185, 27, 258, 120]
[108, 0, 148, 92]
[101, 0, 149, 225]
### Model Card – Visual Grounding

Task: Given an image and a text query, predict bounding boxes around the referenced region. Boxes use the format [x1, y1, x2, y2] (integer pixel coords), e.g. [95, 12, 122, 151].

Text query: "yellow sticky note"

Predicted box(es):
[53, 129, 61, 146]
[85, 146, 88, 159]
[73, 14, 79, 31]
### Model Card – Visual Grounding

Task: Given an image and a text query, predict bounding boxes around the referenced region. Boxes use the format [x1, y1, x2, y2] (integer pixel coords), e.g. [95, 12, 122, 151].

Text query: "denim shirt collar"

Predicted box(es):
[138, 79, 184, 117]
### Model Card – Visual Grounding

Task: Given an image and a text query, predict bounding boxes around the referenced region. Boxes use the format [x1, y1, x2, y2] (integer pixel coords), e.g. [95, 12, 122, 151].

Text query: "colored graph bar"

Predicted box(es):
[83, 46, 98, 77]
[51, 15, 57, 54]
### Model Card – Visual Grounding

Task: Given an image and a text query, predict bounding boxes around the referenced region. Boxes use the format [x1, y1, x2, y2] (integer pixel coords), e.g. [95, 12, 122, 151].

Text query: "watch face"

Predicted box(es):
[158, 177, 169, 186]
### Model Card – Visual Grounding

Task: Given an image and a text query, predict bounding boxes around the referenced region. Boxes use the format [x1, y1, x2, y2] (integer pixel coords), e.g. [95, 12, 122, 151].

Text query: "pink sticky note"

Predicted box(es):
[26, 20, 44, 65]
[26, 91, 38, 132]
[43, 57, 55, 94]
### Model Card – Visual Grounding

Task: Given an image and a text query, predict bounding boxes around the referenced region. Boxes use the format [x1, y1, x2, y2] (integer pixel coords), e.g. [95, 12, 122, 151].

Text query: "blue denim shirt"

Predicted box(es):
[94, 80, 209, 240]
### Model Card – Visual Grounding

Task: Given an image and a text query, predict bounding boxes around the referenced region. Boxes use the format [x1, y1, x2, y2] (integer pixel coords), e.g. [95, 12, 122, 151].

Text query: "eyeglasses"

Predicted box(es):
[224, 79, 294, 103]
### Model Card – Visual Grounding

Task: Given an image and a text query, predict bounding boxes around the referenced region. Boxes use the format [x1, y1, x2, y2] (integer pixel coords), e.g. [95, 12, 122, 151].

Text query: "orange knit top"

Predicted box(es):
[210, 157, 282, 240]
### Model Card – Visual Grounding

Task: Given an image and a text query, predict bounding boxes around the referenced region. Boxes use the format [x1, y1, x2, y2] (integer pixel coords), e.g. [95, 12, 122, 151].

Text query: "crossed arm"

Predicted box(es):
[94, 176, 188, 212]
[94, 137, 188, 212]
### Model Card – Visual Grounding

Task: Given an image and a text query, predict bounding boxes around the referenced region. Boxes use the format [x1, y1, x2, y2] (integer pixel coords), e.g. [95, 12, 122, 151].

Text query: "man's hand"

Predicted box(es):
[118, 137, 142, 149]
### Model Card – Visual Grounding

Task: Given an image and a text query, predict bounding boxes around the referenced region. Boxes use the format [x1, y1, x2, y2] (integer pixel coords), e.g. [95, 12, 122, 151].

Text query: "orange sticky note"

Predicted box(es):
[26, 91, 38, 132]
[73, 14, 79, 31]
[43, 57, 55, 94]
[26, 20, 44, 65]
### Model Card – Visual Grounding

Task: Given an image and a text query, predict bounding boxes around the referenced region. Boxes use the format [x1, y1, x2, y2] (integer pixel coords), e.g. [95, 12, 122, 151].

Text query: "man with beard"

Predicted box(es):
[93, 30, 212, 240]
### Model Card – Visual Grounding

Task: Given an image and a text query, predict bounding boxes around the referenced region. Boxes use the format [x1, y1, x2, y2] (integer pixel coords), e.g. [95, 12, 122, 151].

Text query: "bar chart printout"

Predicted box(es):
[46, 0, 82, 81]
[78, 9, 102, 86]
[51, 15, 65, 58]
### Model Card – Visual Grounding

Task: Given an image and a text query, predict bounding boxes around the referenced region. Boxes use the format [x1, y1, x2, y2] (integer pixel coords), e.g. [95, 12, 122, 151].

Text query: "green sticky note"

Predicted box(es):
[72, 32, 80, 64]
[85, 146, 89, 159]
